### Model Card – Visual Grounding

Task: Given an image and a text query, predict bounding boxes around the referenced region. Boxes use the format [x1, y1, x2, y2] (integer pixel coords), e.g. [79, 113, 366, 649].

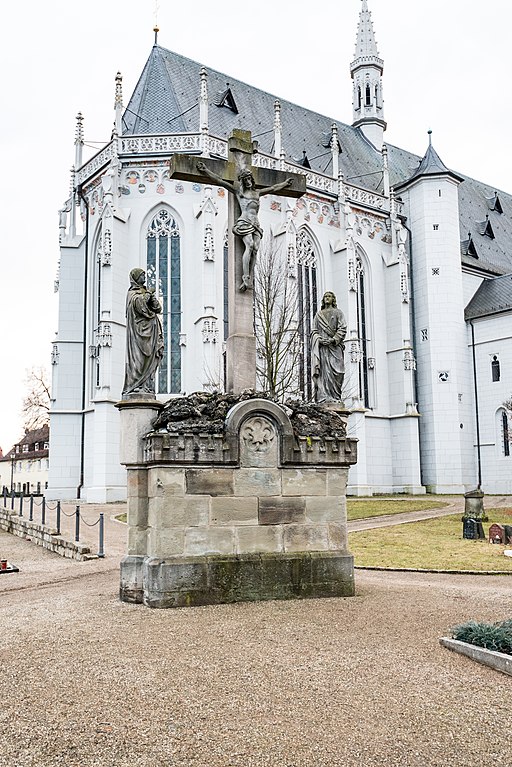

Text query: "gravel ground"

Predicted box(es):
[2, 513, 512, 766]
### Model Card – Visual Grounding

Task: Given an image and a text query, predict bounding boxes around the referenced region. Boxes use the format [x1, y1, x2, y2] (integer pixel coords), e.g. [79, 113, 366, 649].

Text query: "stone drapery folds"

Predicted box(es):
[122, 268, 164, 397]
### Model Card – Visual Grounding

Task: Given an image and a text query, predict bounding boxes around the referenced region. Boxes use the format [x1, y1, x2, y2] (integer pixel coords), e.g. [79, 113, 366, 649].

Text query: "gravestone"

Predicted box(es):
[462, 518, 485, 540]
[489, 523, 504, 544]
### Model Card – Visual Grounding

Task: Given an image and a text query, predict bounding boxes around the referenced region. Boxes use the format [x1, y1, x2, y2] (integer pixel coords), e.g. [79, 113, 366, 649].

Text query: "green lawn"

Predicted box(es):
[349, 509, 512, 572]
[347, 498, 448, 521]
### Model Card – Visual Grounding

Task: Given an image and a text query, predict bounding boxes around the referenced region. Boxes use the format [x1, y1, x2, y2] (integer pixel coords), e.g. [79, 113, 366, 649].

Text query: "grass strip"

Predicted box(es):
[349, 509, 512, 571]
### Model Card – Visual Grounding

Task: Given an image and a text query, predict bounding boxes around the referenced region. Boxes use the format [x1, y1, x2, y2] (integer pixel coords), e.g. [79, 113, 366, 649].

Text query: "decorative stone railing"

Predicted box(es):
[143, 429, 357, 467]
[76, 133, 390, 213]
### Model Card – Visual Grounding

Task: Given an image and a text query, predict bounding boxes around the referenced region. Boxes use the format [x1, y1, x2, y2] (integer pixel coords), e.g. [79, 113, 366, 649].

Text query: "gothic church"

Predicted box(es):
[49, 0, 512, 501]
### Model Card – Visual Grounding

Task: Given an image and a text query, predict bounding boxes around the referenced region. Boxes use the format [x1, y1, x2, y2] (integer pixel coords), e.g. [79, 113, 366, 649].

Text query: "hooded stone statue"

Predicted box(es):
[311, 291, 347, 403]
[122, 268, 164, 397]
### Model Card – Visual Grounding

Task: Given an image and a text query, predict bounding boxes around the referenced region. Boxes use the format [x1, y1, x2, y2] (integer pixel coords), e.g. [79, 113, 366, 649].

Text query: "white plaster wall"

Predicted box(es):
[463, 270, 485, 307]
[404, 177, 468, 492]
[470, 313, 512, 493]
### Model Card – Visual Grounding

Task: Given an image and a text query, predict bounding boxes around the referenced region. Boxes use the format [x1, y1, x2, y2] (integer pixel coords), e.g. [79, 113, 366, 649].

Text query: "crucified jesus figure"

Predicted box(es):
[197, 161, 293, 291]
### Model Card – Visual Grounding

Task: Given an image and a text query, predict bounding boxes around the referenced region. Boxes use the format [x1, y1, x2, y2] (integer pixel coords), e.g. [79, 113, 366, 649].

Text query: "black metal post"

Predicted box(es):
[98, 512, 105, 558]
[75, 506, 80, 542]
[42, 497, 46, 526]
[3, 487, 6, 506]
[56, 501, 61, 535]
[29, 495, 34, 522]
[19, 492, 23, 516]
[11, 490, 14, 510]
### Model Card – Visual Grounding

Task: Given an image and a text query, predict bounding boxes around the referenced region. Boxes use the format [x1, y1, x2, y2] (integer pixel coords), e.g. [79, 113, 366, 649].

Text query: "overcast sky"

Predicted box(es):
[0, 0, 510, 452]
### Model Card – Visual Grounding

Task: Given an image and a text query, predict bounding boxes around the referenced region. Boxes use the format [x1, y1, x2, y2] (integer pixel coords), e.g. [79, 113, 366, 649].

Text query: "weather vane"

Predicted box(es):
[153, 0, 160, 44]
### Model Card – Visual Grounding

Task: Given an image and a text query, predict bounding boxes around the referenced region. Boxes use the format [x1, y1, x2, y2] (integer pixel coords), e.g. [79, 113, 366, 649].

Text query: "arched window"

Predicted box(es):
[491, 355, 501, 382]
[91, 234, 103, 392]
[296, 229, 318, 400]
[356, 255, 371, 408]
[357, 86, 362, 110]
[146, 209, 181, 394]
[365, 83, 371, 107]
[502, 410, 510, 457]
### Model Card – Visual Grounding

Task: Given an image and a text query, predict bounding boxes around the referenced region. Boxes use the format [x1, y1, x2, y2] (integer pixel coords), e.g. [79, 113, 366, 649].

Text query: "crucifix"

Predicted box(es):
[169, 129, 306, 393]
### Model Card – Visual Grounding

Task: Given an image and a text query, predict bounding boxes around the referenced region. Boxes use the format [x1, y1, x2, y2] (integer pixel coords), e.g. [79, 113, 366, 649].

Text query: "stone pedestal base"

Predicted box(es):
[120, 555, 145, 603]
[120, 551, 354, 608]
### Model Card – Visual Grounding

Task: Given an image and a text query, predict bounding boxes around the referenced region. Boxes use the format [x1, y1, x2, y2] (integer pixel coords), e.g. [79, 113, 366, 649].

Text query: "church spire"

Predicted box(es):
[350, 0, 386, 149]
[353, 0, 380, 60]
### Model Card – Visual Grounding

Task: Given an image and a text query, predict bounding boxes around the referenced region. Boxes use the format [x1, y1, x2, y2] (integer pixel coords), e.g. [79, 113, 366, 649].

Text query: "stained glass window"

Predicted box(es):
[146, 209, 181, 394]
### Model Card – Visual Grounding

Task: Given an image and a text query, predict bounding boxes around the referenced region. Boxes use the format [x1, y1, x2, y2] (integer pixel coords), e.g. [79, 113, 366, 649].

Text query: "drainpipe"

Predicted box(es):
[469, 319, 482, 488]
[400, 220, 419, 410]
[76, 185, 89, 499]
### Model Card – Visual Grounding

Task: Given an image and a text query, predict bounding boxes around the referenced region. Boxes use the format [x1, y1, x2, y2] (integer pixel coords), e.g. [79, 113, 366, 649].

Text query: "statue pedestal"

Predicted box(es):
[118, 396, 358, 608]
[116, 397, 163, 603]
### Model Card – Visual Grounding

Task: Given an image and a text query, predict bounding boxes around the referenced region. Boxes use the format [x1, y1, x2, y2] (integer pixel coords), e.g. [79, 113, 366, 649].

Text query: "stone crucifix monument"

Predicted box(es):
[117, 130, 357, 608]
[168, 129, 305, 393]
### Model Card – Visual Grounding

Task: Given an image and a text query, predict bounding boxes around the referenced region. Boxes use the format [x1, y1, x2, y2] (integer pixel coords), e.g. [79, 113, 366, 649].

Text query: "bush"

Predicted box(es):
[451, 619, 512, 655]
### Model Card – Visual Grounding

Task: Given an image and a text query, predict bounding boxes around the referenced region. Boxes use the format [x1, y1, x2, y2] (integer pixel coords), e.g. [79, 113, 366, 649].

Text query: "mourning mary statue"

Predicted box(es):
[122, 268, 164, 397]
[311, 291, 347, 403]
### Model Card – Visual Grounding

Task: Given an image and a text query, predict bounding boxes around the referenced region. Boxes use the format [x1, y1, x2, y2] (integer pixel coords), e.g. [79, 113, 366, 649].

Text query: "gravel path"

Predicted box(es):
[2, 521, 512, 767]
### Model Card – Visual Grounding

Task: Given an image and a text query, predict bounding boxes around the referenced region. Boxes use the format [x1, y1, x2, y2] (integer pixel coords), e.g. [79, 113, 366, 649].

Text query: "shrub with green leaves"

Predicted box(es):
[451, 619, 512, 655]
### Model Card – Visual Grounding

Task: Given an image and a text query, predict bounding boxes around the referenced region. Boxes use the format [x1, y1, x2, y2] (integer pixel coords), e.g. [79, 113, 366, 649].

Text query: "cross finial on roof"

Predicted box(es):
[428, 129, 432, 145]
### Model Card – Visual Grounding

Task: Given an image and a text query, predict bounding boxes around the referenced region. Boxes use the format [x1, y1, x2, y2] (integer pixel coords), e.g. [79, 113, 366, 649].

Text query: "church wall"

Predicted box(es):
[462, 270, 485, 308]
[469, 313, 512, 493]
[48, 238, 87, 499]
[365, 416, 392, 488]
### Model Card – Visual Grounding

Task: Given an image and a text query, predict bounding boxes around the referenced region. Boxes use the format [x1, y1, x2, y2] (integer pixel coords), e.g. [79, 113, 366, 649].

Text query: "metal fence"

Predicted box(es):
[1, 489, 105, 558]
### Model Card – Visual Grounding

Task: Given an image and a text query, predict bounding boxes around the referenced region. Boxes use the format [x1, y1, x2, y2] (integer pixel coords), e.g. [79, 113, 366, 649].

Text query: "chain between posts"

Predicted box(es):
[1, 492, 105, 557]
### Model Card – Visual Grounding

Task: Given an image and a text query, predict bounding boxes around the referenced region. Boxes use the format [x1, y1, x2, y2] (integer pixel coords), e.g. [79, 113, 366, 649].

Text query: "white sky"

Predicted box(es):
[0, 0, 510, 452]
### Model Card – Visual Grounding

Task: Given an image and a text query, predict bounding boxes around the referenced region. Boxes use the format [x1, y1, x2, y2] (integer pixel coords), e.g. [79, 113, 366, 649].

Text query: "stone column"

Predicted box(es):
[226, 209, 256, 393]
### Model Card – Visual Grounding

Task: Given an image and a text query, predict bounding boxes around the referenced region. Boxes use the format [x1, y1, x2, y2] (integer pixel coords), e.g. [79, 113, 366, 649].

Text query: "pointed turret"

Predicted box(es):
[395, 131, 464, 192]
[350, 0, 386, 149]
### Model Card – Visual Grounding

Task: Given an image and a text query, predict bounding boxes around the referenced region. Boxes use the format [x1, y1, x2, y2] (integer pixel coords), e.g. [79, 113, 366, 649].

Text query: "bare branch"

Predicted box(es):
[21, 366, 51, 432]
[254, 235, 302, 400]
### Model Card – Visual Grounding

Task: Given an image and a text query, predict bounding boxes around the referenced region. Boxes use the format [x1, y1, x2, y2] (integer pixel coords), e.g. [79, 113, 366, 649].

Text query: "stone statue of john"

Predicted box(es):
[197, 160, 293, 291]
[311, 291, 347, 403]
[122, 268, 164, 397]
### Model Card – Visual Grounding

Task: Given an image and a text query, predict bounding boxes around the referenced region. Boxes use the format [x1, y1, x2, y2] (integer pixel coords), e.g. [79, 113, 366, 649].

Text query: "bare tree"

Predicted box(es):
[504, 396, 512, 414]
[22, 366, 51, 431]
[253, 236, 301, 400]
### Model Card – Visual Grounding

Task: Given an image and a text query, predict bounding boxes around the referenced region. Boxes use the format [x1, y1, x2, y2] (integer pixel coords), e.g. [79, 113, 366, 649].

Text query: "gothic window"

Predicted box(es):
[296, 229, 318, 400]
[356, 256, 371, 408]
[491, 355, 500, 382]
[357, 86, 362, 109]
[146, 209, 181, 394]
[365, 83, 371, 106]
[501, 410, 510, 457]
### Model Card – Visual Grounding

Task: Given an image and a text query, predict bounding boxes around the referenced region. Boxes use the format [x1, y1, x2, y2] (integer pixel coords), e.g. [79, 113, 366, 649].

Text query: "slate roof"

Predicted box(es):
[465, 274, 512, 319]
[123, 45, 512, 278]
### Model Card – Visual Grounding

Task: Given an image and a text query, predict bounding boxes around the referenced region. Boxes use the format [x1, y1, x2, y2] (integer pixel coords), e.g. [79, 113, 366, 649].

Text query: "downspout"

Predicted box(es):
[400, 220, 420, 409]
[76, 185, 89, 499]
[469, 319, 482, 488]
